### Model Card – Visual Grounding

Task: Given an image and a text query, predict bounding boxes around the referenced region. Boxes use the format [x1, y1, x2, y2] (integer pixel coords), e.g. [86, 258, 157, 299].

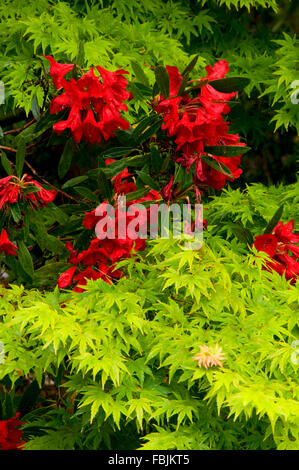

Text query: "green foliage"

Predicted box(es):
[0, 0, 297, 187]
[263, 33, 299, 133]
[0, 181, 298, 450]
[0, 0, 297, 136]
[0, 0, 298, 452]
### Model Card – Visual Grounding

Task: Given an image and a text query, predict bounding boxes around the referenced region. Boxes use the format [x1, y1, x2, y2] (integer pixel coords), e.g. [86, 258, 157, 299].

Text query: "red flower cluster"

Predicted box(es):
[155, 60, 245, 190]
[45, 56, 131, 144]
[0, 413, 25, 450]
[0, 230, 18, 256]
[58, 162, 159, 292]
[0, 175, 56, 209]
[253, 220, 299, 283]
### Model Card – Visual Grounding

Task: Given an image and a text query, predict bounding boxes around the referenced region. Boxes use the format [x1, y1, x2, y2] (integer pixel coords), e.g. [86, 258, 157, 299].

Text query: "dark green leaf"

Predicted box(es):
[209, 77, 250, 93]
[18, 241, 34, 279]
[184, 79, 209, 94]
[59, 203, 90, 213]
[17, 122, 37, 143]
[62, 175, 88, 189]
[41, 204, 69, 225]
[150, 145, 163, 174]
[201, 155, 233, 177]
[154, 65, 170, 98]
[136, 171, 160, 191]
[2, 392, 14, 420]
[32, 262, 69, 287]
[98, 169, 113, 202]
[178, 163, 195, 193]
[129, 82, 152, 97]
[153, 80, 159, 97]
[178, 55, 199, 96]
[103, 155, 147, 179]
[0, 211, 5, 232]
[135, 120, 161, 145]
[74, 186, 99, 202]
[177, 75, 190, 97]
[99, 147, 135, 159]
[31, 95, 40, 121]
[102, 160, 127, 179]
[76, 41, 85, 68]
[16, 138, 26, 178]
[23, 186, 41, 194]
[132, 115, 159, 140]
[10, 202, 21, 223]
[58, 139, 74, 179]
[231, 225, 254, 245]
[115, 129, 135, 146]
[182, 55, 199, 78]
[126, 155, 149, 168]
[130, 60, 150, 86]
[35, 109, 68, 135]
[18, 379, 41, 416]
[74, 227, 92, 250]
[125, 188, 149, 202]
[264, 206, 284, 235]
[1, 151, 13, 175]
[50, 219, 82, 237]
[204, 145, 251, 157]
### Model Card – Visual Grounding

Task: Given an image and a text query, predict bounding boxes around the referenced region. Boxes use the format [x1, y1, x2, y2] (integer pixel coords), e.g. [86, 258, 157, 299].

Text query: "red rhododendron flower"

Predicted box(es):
[161, 176, 174, 201]
[24, 176, 57, 206]
[59, 165, 159, 292]
[253, 220, 299, 283]
[45, 56, 131, 144]
[0, 175, 56, 209]
[154, 60, 245, 191]
[83, 208, 102, 230]
[44, 56, 74, 89]
[57, 266, 78, 288]
[105, 159, 137, 195]
[0, 176, 19, 208]
[65, 242, 79, 265]
[0, 413, 25, 450]
[273, 220, 299, 244]
[53, 104, 83, 143]
[0, 229, 18, 256]
[253, 234, 277, 257]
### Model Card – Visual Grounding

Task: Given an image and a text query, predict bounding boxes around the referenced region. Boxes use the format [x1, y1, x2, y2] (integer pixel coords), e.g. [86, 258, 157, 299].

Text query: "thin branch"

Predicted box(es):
[3, 119, 36, 135]
[1, 146, 78, 203]
[24, 159, 78, 202]
[0, 145, 17, 153]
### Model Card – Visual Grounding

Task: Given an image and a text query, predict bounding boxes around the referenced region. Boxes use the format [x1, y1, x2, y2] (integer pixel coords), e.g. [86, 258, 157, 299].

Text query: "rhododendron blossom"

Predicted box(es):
[58, 163, 160, 292]
[253, 220, 299, 283]
[45, 56, 131, 144]
[0, 175, 56, 209]
[154, 60, 245, 190]
[0, 413, 25, 450]
[0, 229, 18, 256]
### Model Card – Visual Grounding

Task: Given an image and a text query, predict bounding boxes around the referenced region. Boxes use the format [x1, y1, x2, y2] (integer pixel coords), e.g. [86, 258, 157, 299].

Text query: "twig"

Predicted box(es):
[1, 145, 78, 202]
[24, 159, 78, 202]
[3, 119, 36, 135]
[0, 141, 47, 154]
[0, 145, 17, 153]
